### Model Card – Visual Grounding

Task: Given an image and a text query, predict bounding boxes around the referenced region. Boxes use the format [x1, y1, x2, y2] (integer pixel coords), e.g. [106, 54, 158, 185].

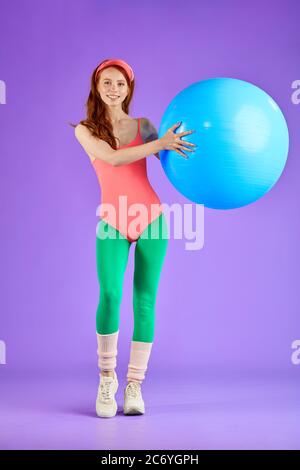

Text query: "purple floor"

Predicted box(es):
[0, 369, 299, 450]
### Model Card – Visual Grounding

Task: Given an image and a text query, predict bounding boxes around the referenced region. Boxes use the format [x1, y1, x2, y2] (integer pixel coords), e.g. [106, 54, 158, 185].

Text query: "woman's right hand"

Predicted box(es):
[159, 122, 196, 158]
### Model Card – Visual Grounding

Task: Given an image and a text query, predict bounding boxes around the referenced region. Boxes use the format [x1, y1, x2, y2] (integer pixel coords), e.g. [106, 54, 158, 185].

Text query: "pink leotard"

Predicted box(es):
[91, 117, 163, 243]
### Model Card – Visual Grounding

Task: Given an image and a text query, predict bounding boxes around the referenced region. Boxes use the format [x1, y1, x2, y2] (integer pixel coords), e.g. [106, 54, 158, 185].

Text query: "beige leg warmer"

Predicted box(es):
[126, 341, 153, 384]
[96, 330, 119, 373]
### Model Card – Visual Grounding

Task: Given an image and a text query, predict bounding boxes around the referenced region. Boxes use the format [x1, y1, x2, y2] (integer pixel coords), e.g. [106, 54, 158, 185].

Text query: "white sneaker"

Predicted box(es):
[124, 381, 145, 415]
[96, 370, 119, 418]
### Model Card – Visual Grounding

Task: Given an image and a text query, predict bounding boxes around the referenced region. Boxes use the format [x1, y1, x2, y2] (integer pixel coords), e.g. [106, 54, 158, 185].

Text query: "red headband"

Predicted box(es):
[95, 58, 134, 82]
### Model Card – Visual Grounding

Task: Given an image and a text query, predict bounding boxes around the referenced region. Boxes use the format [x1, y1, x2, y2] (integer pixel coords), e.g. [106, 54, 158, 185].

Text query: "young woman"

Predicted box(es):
[74, 58, 196, 418]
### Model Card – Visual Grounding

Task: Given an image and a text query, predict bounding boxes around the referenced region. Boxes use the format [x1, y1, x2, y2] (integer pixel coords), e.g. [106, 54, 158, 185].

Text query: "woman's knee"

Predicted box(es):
[99, 289, 122, 312]
[133, 292, 155, 317]
[96, 290, 122, 334]
[132, 296, 155, 342]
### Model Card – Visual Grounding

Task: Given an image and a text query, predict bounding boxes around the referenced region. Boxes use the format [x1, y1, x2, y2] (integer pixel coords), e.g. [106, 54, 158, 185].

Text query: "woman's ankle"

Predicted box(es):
[101, 370, 115, 378]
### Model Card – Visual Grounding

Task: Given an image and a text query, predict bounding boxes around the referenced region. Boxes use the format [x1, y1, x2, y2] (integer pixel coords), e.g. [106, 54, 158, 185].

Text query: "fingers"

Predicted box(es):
[176, 150, 189, 158]
[165, 122, 196, 158]
[175, 142, 193, 152]
[175, 149, 188, 158]
[180, 141, 195, 147]
[170, 122, 195, 136]
[170, 121, 182, 130]
[175, 138, 196, 148]
[172, 142, 189, 158]
[179, 130, 194, 136]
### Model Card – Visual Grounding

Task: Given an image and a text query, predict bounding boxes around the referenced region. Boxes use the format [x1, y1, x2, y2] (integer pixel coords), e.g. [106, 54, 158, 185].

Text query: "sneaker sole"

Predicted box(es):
[96, 403, 118, 418]
[123, 404, 145, 415]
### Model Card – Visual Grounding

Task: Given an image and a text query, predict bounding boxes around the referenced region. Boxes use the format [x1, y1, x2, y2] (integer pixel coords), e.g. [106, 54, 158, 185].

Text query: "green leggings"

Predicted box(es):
[95, 212, 168, 342]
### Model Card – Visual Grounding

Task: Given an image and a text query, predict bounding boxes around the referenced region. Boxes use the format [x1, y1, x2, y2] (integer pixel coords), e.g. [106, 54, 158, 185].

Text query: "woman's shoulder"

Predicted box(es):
[140, 117, 158, 141]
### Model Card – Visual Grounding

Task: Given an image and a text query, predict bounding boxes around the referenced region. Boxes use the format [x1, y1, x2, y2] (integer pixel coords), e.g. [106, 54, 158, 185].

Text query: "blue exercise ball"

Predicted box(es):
[158, 78, 289, 209]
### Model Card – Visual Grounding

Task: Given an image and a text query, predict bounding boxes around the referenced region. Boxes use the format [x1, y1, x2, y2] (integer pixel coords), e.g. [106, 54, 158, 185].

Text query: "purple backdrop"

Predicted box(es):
[0, 0, 299, 450]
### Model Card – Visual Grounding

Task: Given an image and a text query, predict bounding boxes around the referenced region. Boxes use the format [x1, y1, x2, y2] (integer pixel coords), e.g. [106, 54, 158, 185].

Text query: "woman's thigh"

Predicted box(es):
[133, 213, 169, 297]
[96, 219, 131, 291]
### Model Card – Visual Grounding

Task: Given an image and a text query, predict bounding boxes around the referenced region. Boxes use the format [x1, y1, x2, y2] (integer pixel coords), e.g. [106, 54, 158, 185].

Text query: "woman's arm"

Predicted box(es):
[141, 117, 161, 160]
[113, 139, 163, 166]
[75, 123, 163, 166]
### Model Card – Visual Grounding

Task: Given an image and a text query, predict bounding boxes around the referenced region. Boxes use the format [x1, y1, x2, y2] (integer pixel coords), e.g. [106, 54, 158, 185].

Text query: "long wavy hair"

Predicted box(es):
[70, 60, 135, 149]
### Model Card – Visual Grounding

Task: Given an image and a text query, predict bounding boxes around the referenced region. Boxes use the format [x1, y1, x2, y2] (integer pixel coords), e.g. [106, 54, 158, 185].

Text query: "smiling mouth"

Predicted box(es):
[107, 95, 120, 99]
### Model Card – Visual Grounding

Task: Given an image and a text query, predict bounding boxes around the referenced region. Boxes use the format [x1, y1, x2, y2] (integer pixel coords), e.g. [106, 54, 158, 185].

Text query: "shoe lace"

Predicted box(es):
[126, 382, 141, 398]
[99, 378, 114, 402]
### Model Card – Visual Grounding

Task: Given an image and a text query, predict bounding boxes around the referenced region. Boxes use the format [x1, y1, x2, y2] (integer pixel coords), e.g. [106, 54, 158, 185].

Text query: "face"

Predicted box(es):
[97, 66, 129, 107]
